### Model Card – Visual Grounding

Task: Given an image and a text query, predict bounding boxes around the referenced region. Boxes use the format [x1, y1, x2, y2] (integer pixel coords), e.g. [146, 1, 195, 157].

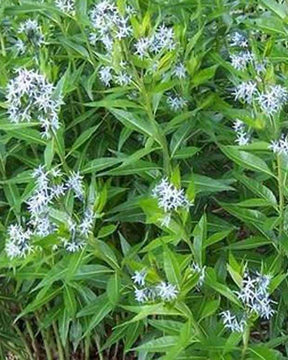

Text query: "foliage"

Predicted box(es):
[1, 0, 288, 359]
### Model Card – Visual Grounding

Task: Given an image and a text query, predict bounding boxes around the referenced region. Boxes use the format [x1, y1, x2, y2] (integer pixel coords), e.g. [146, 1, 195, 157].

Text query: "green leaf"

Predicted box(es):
[68, 124, 100, 154]
[97, 224, 117, 239]
[220, 146, 273, 177]
[133, 336, 178, 352]
[107, 273, 120, 305]
[164, 246, 181, 286]
[193, 214, 207, 266]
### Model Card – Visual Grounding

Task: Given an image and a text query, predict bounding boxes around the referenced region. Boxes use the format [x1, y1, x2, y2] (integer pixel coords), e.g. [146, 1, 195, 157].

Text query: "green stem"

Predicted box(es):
[241, 325, 250, 360]
[143, 89, 171, 176]
[35, 313, 53, 360]
[277, 154, 285, 237]
[14, 324, 34, 360]
[52, 321, 65, 360]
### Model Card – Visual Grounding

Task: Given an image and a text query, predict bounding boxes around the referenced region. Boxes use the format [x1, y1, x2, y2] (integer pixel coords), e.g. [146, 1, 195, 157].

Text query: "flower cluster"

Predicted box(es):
[6, 68, 63, 138]
[5, 224, 34, 259]
[269, 134, 288, 155]
[233, 119, 249, 145]
[132, 270, 178, 303]
[18, 19, 44, 49]
[152, 178, 191, 213]
[191, 262, 206, 287]
[229, 32, 287, 115]
[221, 272, 275, 333]
[237, 272, 275, 319]
[89, 0, 133, 53]
[55, 0, 75, 15]
[134, 24, 176, 59]
[5, 165, 95, 259]
[167, 94, 187, 111]
[221, 310, 247, 333]
[234, 82, 287, 115]
[98, 65, 132, 87]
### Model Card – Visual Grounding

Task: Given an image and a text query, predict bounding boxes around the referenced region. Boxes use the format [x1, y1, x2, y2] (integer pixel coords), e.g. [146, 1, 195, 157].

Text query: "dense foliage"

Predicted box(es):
[1, 0, 288, 359]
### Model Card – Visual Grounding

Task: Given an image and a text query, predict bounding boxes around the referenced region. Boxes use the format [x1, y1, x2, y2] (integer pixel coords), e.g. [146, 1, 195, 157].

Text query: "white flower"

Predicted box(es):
[55, 0, 75, 15]
[64, 240, 85, 252]
[150, 25, 176, 53]
[152, 178, 191, 212]
[89, 0, 133, 50]
[167, 95, 187, 111]
[132, 270, 147, 287]
[114, 71, 132, 86]
[79, 208, 95, 237]
[233, 120, 250, 146]
[235, 131, 250, 146]
[236, 272, 276, 320]
[6, 68, 62, 138]
[66, 171, 84, 200]
[257, 85, 288, 115]
[5, 224, 34, 259]
[134, 287, 148, 302]
[172, 63, 186, 79]
[14, 39, 26, 54]
[191, 262, 206, 287]
[134, 37, 150, 59]
[18, 19, 44, 47]
[233, 81, 258, 104]
[156, 282, 178, 301]
[221, 310, 246, 333]
[99, 66, 113, 87]
[230, 32, 248, 48]
[230, 51, 253, 71]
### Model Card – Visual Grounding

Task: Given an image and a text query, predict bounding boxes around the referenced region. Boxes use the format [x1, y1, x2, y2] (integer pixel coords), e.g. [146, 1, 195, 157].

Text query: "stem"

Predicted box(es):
[14, 324, 34, 360]
[241, 325, 250, 360]
[25, 320, 39, 359]
[143, 90, 171, 176]
[84, 336, 90, 360]
[277, 154, 285, 237]
[35, 313, 53, 360]
[52, 321, 65, 360]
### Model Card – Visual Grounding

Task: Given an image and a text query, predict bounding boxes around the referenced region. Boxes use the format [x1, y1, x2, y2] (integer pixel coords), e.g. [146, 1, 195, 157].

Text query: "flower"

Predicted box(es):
[233, 119, 249, 146]
[55, 0, 75, 15]
[156, 282, 178, 301]
[134, 37, 150, 59]
[150, 25, 176, 53]
[132, 270, 147, 287]
[233, 81, 258, 104]
[99, 66, 113, 87]
[172, 63, 186, 79]
[66, 171, 84, 200]
[230, 51, 254, 71]
[167, 95, 187, 111]
[230, 32, 248, 48]
[152, 178, 191, 212]
[14, 39, 26, 54]
[257, 85, 288, 115]
[221, 310, 246, 333]
[18, 19, 44, 48]
[269, 136, 288, 155]
[6, 68, 63, 138]
[191, 262, 206, 287]
[134, 287, 148, 302]
[236, 272, 276, 320]
[79, 208, 95, 237]
[89, 0, 133, 52]
[114, 71, 132, 86]
[5, 224, 34, 259]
